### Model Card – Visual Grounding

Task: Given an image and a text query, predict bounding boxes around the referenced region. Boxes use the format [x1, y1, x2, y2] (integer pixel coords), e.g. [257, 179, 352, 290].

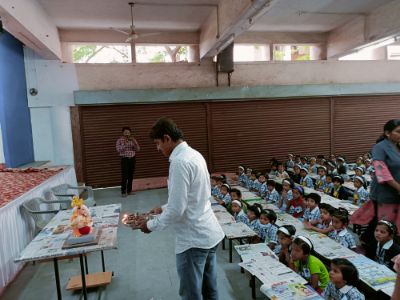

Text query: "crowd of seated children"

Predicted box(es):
[366, 220, 400, 271]
[351, 176, 369, 206]
[300, 167, 314, 188]
[304, 203, 335, 237]
[330, 208, 356, 250]
[331, 176, 349, 200]
[277, 225, 296, 266]
[323, 258, 365, 300]
[265, 179, 280, 205]
[259, 209, 279, 250]
[286, 186, 305, 218]
[290, 236, 330, 294]
[303, 193, 321, 224]
[277, 178, 294, 211]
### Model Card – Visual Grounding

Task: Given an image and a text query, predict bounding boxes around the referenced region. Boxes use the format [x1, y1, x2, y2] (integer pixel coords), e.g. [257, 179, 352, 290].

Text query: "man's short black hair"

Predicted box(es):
[149, 117, 184, 142]
[122, 126, 131, 132]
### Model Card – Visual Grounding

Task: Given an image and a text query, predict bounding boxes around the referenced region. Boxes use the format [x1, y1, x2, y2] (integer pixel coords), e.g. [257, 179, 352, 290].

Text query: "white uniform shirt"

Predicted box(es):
[147, 142, 224, 254]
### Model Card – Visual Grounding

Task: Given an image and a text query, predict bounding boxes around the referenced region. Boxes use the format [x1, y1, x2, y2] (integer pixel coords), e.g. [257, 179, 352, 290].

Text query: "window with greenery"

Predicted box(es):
[135, 45, 189, 63]
[72, 44, 131, 63]
[233, 44, 269, 62]
[273, 44, 320, 61]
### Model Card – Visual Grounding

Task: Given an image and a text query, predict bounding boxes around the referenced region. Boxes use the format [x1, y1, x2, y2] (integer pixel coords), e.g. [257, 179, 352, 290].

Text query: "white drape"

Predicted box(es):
[0, 166, 77, 295]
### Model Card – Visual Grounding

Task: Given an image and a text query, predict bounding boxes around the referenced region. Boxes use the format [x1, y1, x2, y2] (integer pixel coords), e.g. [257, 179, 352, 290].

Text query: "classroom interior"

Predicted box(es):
[1, 0, 400, 299]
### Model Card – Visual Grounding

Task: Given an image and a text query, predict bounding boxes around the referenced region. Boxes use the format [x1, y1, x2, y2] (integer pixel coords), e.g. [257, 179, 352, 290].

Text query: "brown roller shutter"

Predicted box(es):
[210, 98, 331, 172]
[333, 95, 400, 161]
[79, 103, 209, 187]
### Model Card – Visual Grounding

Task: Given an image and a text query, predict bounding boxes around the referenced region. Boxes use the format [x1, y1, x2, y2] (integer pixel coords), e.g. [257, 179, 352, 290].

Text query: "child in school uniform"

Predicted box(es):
[290, 164, 302, 184]
[331, 176, 349, 200]
[277, 225, 296, 266]
[276, 162, 290, 179]
[324, 258, 365, 300]
[213, 175, 226, 200]
[246, 203, 262, 238]
[231, 199, 249, 224]
[230, 188, 247, 212]
[290, 236, 330, 293]
[259, 209, 279, 251]
[277, 178, 294, 211]
[364, 159, 373, 175]
[245, 167, 253, 189]
[366, 220, 400, 271]
[352, 176, 369, 206]
[211, 175, 220, 198]
[300, 167, 314, 189]
[237, 165, 248, 186]
[248, 170, 259, 192]
[304, 203, 335, 237]
[257, 173, 268, 198]
[303, 193, 321, 225]
[330, 208, 357, 249]
[355, 156, 365, 169]
[268, 163, 279, 177]
[286, 154, 295, 169]
[265, 179, 280, 205]
[286, 186, 305, 218]
[323, 174, 335, 195]
[300, 156, 309, 169]
[354, 166, 365, 180]
[315, 166, 328, 191]
[218, 183, 232, 206]
[308, 157, 319, 174]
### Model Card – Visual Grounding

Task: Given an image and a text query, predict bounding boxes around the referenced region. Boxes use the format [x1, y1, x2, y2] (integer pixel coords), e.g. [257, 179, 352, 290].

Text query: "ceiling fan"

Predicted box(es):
[111, 2, 160, 43]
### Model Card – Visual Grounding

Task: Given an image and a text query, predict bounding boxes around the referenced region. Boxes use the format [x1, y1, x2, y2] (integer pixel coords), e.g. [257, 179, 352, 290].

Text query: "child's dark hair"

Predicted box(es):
[333, 175, 344, 184]
[282, 178, 295, 189]
[326, 174, 334, 180]
[261, 209, 277, 224]
[211, 175, 220, 181]
[122, 126, 131, 132]
[333, 208, 349, 225]
[278, 225, 296, 237]
[248, 203, 262, 218]
[306, 193, 321, 205]
[293, 236, 314, 255]
[221, 183, 230, 192]
[215, 174, 227, 183]
[230, 188, 242, 199]
[331, 258, 359, 286]
[319, 203, 335, 215]
[267, 179, 276, 187]
[377, 220, 398, 236]
[251, 170, 257, 176]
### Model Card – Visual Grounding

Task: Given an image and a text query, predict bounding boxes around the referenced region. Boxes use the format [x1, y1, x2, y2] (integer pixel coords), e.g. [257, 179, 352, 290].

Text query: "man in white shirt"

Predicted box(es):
[139, 117, 224, 300]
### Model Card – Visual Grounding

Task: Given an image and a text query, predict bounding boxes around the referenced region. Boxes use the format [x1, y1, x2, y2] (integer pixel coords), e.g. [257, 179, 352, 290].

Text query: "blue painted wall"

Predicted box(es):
[0, 32, 34, 167]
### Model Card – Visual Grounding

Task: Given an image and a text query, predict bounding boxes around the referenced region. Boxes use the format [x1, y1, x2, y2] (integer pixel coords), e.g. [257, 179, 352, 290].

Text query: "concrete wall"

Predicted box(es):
[76, 60, 400, 90]
[24, 48, 77, 166]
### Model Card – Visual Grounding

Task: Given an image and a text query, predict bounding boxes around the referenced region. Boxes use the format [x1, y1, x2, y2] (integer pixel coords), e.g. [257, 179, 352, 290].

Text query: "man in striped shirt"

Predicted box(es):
[116, 126, 140, 197]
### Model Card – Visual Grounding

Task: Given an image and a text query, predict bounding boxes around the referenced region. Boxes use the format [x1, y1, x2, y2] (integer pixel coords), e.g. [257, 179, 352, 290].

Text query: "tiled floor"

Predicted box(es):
[2, 187, 265, 300]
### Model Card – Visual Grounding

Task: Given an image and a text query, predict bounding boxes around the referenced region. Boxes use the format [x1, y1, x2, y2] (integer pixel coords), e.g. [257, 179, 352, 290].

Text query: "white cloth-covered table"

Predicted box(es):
[0, 166, 77, 295]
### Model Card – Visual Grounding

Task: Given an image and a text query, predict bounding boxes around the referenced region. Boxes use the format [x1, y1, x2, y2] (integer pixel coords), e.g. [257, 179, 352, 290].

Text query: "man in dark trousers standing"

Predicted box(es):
[116, 126, 140, 197]
[139, 117, 224, 300]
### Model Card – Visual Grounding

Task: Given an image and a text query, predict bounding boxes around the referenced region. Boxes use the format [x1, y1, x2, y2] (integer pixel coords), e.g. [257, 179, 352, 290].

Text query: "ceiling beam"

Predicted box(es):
[327, 0, 400, 59]
[199, 0, 278, 59]
[0, 0, 61, 60]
